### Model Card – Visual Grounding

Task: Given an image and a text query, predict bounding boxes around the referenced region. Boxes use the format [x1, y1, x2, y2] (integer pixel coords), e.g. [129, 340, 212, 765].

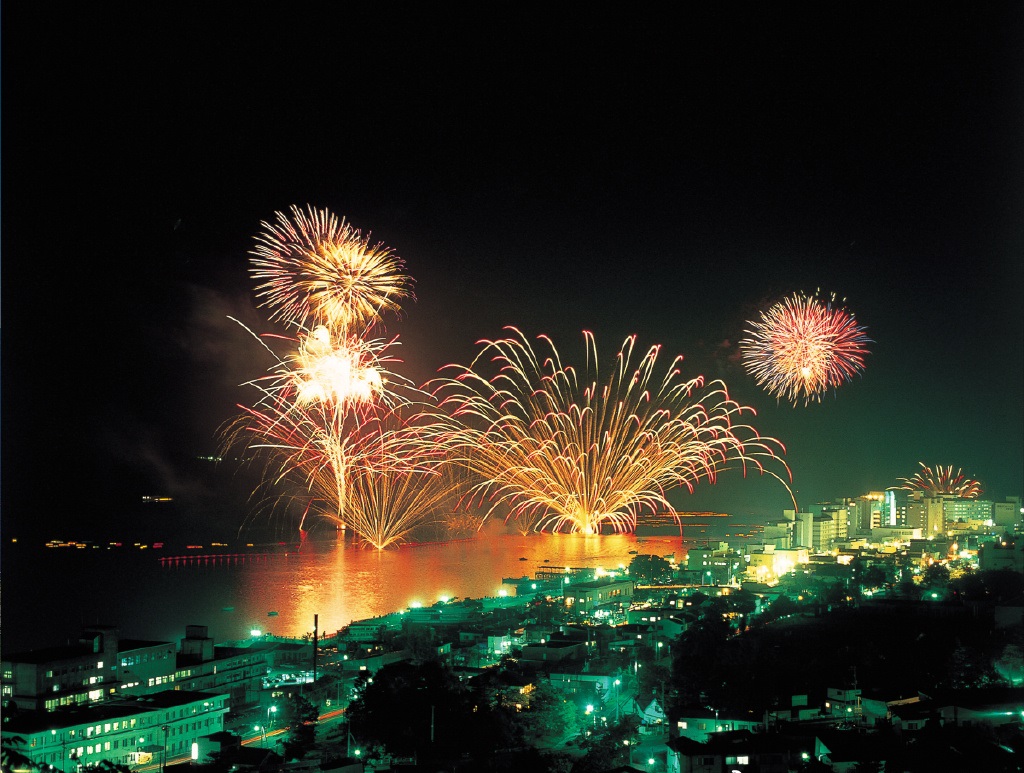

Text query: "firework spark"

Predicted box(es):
[225, 391, 448, 546]
[900, 462, 983, 499]
[740, 291, 870, 405]
[320, 425, 454, 549]
[431, 328, 792, 535]
[223, 320, 414, 532]
[249, 204, 413, 332]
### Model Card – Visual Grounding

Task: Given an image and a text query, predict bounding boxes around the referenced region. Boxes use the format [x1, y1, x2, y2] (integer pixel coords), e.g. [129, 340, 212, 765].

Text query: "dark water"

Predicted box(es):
[2, 531, 697, 653]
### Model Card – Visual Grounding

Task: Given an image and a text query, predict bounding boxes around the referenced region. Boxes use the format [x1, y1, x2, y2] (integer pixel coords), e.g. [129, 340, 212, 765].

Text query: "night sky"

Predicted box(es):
[3, 6, 1022, 542]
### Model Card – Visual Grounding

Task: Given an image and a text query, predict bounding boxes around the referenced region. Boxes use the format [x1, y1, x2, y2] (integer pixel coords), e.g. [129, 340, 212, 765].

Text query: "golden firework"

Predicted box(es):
[432, 328, 791, 535]
[250, 204, 413, 333]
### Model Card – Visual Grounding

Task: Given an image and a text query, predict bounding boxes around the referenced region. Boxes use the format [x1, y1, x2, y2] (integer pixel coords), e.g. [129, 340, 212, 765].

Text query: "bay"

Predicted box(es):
[2, 531, 695, 654]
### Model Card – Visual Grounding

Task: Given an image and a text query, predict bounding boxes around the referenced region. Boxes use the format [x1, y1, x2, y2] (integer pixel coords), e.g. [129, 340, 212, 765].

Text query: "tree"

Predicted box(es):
[726, 588, 758, 617]
[280, 694, 319, 760]
[638, 661, 671, 706]
[519, 681, 580, 744]
[822, 581, 849, 607]
[860, 564, 888, 591]
[1, 736, 38, 773]
[945, 642, 1000, 690]
[345, 660, 497, 761]
[670, 610, 731, 707]
[762, 594, 798, 623]
[994, 643, 1024, 686]
[922, 562, 950, 589]
[570, 721, 637, 772]
[401, 625, 441, 665]
[628, 554, 674, 585]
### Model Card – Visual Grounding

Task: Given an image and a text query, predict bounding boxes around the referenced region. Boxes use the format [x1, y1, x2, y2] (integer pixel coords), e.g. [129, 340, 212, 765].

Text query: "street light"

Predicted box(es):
[266, 705, 277, 732]
[51, 729, 67, 773]
[160, 726, 169, 773]
[254, 724, 267, 748]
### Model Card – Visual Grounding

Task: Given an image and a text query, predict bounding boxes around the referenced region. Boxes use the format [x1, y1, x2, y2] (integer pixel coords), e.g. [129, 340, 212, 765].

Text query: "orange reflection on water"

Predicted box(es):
[230, 531, 668, 639]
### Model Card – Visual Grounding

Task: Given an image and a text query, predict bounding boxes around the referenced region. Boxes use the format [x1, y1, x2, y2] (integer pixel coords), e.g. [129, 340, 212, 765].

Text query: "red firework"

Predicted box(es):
[740, 291, 870, 405]
[899, 462, 983, 499]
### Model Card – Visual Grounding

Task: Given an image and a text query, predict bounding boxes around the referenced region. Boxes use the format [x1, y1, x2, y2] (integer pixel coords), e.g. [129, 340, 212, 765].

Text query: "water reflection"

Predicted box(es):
[230, 532, 679, 640]
[1, 531, 684, 652]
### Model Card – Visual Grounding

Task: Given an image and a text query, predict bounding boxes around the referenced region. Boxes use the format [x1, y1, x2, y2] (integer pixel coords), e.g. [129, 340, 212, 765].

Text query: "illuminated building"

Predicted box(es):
[2, 626, 120, 711]
[870, 526, 921, 544]
[978, 538, 1024, 573]
[564, 578, 634, 616]
[811, 514, 835, 553]
[905, 492, 947, 537]
[117, 640, 177, 695]
[763, 518, 795, 548]
[520, 639, 588, 663]
[674, 709, 764, 743]
[173, 626, 270, 707]
[945, 497, 994, 522]
[0, 689, 228, 771]
[745, 545, 809, 583]
[782, 509, 814, 549]
[824, 686, 862, 718]
[685, 545, 744, 585]
[809, 502, 850, 543]
[850, 492, 885, 537]
[883, 489, 910, 527]
[994, 496, 1023, 530]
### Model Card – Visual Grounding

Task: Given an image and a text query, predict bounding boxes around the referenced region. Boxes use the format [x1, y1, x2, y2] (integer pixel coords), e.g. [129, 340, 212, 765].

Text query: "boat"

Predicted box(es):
[267, 611, 279, 617]
[519, 557, 528, 561]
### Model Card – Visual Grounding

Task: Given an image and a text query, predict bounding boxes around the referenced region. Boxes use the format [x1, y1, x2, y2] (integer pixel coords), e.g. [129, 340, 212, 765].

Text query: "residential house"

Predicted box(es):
[666, 730, 799, 773]
[675, 708, 762, 743]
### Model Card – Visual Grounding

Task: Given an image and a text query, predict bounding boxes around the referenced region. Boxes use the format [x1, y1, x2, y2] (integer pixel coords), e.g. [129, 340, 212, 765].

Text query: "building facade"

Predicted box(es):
[1, 689, 229, 771]
[2, 626, 121, 712]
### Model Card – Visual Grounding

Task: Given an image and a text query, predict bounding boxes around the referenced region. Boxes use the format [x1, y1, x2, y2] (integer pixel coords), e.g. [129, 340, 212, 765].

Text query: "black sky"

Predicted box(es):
[3, 5, 1022, 541]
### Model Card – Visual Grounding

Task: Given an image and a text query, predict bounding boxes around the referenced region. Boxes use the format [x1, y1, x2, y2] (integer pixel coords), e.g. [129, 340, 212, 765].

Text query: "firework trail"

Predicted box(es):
[222, 318, 416, 531]
[430, 328, 792, 535]
[740, 291, 870, 406]
[249, 204, 413, 333]
[320, 417, 455, 549]
[899, 462, 983, 499]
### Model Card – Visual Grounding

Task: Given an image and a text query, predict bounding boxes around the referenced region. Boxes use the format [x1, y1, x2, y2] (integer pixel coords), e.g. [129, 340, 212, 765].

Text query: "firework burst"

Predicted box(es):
[249, 204, 413, 332]
[899, 462, 983, 499]
[289, 326, 389, 410]
[740, 291, 870, 405]
[431, 328, 791, 535]
[222, 319, 416, 530]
